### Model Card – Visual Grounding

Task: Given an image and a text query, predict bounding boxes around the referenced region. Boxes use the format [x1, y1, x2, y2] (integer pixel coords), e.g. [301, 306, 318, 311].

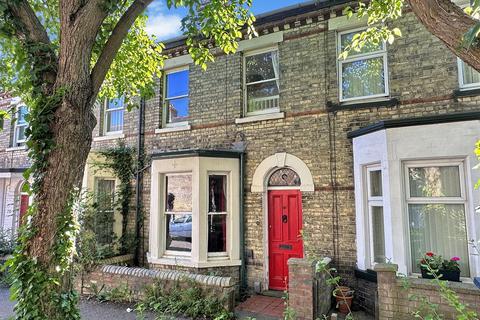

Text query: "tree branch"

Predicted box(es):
[7, 0, 51, 45]
[407, 0, 480, 71]
[90, 0, 154, 95]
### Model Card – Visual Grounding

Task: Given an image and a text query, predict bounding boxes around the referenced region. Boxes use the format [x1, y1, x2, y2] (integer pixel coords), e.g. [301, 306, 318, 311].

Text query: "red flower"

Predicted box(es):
[451, 256, 460, 261]
[426, 252, 434, 257]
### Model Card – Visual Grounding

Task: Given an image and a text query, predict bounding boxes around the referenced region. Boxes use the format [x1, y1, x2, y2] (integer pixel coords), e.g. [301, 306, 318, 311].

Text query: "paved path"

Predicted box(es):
[0, 287, 156, 320]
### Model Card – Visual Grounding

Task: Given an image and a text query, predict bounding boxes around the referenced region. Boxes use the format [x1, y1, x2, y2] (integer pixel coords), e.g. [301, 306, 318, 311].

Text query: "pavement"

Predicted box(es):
[0, 286, 157, 320]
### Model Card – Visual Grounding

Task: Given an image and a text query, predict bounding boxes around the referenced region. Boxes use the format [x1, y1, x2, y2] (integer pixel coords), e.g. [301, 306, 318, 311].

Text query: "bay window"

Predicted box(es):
[244, 48, 280, 115]
[208, 174, 227, 255]
[165, 174, 193, 253]
[405, 162, 470, 276]
[366, 166, 385, 264]
[338, 28, 388, 102]
[164, 68, 189, 126]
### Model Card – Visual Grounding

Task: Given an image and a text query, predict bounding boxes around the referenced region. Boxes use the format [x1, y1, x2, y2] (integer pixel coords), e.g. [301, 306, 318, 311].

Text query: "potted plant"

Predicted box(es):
[420, 252, 461, 282]
[333, 286, 354, 314]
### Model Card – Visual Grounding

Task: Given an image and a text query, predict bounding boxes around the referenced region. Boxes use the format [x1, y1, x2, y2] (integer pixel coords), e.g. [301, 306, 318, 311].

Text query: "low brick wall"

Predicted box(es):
[288, 257, 332, 320]
[77, 265, 236, 310]
[98, 254, 134, 266]
[375, 263, 480, 319]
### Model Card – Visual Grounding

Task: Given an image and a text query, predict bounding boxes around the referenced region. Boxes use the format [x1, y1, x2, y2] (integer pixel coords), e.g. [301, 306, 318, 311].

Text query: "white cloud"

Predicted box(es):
[146, 0, 183, 40]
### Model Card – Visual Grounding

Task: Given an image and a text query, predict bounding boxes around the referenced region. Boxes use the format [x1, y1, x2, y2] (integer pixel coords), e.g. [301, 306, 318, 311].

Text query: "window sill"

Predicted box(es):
[147, 255, 241, 268]
[453, 87, 480, 99]
[93, 133, 125, 141]
[327, 98, 399, 112]
[235, 112, 285, 124]
[5, 146, 27, 152]
[155, 125, 191, 134]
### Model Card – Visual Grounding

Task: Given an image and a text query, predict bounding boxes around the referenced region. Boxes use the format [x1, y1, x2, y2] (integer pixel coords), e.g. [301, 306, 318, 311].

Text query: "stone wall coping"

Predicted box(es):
[99, 265, 234, 288]
[397, 277, 480, 295]
[374, 263, 398, 272]
[98, 254, 134, 265]
[287, 257, 331, 267]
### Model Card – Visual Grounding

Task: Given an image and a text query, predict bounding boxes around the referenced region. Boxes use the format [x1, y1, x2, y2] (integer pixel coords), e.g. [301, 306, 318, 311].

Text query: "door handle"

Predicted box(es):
[282, 214, 288, 223]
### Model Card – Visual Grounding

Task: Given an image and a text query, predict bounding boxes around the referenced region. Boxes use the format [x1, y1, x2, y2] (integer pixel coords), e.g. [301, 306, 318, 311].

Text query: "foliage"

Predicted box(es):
[135, 278, 232, 320]
[0, 229, 15, 256]
[93, 142, 137, 254]
[405, 258, 478, 320]
[282, 290, 296, 320]
[419, 252, 461, 272]
[88, 282, 134, 303]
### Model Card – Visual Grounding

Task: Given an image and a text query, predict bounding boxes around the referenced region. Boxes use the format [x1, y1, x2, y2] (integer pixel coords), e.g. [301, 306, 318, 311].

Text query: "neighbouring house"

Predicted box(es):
[2, 0, 480, 318]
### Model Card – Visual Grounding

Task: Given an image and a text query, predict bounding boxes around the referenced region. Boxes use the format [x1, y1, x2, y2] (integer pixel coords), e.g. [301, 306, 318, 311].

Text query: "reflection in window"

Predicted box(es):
[208, 175, 227, 253]
[244, 50, 280, 114]
[338, 29, 388, 101]
[165, 69, 189, 124]
[459, 59, 480, 89]
[105, 96, 125, 133]
[366, 167, 385, 264]
[406, 164, 469, 276]
[165, 174, 192, 252]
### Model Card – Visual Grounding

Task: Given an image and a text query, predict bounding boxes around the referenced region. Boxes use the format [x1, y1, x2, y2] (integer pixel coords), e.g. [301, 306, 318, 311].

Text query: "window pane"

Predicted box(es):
[408, 166, 461, 198]
[107, 97, 125, 110]
[369, 170, 382, 197]
[166, 214, 192, 252]
[246, 80, 279, 113]
[461, 61, 480, 85]
[17, 106, 28, 124]
[208, 214, 227, 253]
[372, 206, 385, 263]
[166, 97, 189, 123]
[409, 204, 469, 276]
[245, 51, 279, 84]
[166, 70, 189, 98]
[342, 57, 386, 99]
[96, 179, 116, 245]
[165, 175, 192, 212]
[16, 126, 26, 142]
[106, 109, 124, 132]
[209, 175, 227, 212]
[341, 31, 383, 56]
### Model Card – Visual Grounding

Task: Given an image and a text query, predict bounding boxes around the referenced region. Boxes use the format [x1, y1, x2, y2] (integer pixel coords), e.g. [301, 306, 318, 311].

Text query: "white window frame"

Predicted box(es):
[337, 27, 389, 103]
[164, 172, 193, 257]
[365, 165, 385, 267]
[243, 46, 280, 117]
[163, 66, 190, 128]
[457, 58, 480, 90]
[403, 159, 471, 276]
[207, 172, 229, 258]
[104, 97, 124, 135]
[14, 104, 28, 145]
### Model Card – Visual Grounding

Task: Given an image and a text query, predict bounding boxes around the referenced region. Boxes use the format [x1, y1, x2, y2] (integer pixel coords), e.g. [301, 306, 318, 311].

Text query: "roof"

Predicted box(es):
[347, 111, 480, 139]
[163, 0, 352, 50]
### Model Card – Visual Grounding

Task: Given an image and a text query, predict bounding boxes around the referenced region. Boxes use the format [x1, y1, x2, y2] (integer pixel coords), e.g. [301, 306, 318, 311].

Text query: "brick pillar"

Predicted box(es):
[374, 263, 398, 320]
[287, 258, 317, 320]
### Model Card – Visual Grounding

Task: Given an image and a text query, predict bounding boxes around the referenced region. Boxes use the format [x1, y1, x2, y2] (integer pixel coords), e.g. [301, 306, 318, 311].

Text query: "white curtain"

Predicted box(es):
[271, 51, 280, 90]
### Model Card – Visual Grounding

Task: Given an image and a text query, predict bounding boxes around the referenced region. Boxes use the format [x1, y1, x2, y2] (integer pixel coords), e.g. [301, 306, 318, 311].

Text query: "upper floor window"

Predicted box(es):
[338, 28, 389, 102]
[244, 48, 280, 115]
[457, 59, 480, 90]
[164, 68, 189, 127]
[14, 104, 28, 146]
[105, 97, 124, 134]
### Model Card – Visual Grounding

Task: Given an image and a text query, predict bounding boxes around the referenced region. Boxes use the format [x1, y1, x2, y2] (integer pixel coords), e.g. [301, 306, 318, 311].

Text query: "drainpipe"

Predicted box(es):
[134, 97, 145, 266]
[239, 151, 247, 295]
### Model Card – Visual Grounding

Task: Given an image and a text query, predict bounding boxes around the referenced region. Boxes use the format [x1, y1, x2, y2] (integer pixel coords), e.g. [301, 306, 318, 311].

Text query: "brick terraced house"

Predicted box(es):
[2, 0, 480, 317]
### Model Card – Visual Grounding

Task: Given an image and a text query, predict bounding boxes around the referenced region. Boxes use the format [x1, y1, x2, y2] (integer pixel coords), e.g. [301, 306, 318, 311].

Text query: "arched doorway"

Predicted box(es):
[267, 168, 303, 290]
[251, 153, 314, 291]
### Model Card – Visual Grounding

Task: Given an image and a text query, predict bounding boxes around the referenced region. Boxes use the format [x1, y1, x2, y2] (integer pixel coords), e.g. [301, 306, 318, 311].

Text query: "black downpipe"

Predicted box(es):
[239, 152, 247, 294]
[134, 97, 146, 266]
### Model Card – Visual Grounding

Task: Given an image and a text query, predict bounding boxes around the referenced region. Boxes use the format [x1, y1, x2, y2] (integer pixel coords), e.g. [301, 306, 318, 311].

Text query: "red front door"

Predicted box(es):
[19, 194, 29, 225]
[268, 190, 303, 290]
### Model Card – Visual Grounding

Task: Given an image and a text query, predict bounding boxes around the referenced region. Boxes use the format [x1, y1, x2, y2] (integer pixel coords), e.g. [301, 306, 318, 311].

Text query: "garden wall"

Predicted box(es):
[77, 265, 236, 311]
[375, 264, 480, 319]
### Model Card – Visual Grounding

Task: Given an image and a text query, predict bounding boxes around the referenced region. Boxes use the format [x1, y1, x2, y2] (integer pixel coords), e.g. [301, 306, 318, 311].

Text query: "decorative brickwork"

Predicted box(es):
[78, 265, 236, 310]
[375, 263, 480, 320]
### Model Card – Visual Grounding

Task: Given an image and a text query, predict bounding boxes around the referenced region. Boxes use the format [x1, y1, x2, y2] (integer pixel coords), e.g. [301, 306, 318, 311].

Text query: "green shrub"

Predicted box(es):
[0, 229, 15, 256]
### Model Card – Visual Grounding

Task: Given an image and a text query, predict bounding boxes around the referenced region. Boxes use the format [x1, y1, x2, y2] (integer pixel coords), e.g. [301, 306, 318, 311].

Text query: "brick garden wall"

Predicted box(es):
[375, 264, 480, 319]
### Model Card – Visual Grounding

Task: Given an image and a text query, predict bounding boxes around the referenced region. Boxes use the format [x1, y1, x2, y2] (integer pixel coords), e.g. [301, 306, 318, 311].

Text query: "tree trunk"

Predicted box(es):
[407, 0, 480, 72]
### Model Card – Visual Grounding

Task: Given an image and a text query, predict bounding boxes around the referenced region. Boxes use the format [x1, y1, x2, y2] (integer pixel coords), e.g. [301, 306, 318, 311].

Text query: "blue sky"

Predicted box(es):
[146, 0, 307, 40]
